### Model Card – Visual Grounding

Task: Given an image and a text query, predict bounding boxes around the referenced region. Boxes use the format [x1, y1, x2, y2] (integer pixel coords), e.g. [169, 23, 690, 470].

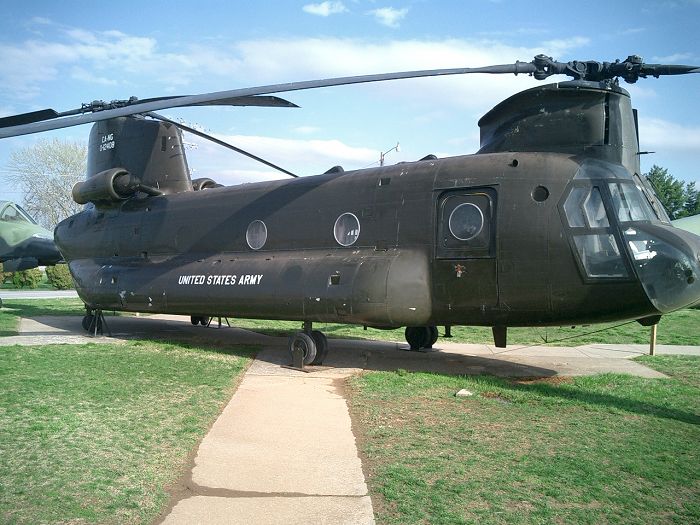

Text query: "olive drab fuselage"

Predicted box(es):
[54, 80, 700, 330]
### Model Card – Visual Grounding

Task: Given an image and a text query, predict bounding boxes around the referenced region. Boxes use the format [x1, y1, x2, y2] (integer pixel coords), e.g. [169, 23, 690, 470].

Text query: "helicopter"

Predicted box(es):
[1, 54, 699, 364]
[0, 200, 62, 272]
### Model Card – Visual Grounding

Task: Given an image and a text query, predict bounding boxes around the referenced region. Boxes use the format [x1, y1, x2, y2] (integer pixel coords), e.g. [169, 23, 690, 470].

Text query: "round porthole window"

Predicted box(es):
[448, 203, 484, 241]
[246, 220, 267, 250]
[333, 212, 360, 246]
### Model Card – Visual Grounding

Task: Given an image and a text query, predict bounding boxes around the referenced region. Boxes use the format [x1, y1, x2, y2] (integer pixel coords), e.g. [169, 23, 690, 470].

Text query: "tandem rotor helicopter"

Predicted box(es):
[1, 54, 699, 364]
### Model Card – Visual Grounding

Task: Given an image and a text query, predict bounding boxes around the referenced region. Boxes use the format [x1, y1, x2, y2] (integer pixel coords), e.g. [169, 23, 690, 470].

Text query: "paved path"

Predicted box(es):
[160, 355, 374, 525]
[0, 289, 79, 300]
[5, 314, 700, 524]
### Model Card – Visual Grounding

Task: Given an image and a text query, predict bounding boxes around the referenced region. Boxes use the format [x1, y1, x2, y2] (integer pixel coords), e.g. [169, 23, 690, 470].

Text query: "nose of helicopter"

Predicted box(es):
[625, 224, 700, 312]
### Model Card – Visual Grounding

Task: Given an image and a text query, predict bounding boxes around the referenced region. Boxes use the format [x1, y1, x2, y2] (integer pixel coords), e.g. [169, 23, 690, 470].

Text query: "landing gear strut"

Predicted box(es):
[81, 307, 108, 336]
[405, 325, 439, 351]
[288, 321, 328, 367]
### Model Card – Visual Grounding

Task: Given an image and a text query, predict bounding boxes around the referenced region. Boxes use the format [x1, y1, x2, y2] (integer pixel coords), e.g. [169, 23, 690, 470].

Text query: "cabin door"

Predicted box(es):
[433, 188, 499, 318]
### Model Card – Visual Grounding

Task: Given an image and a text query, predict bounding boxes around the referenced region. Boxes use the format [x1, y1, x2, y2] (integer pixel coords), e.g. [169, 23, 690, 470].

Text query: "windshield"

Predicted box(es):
[0, 203, 35, 224]
[608, 181, 657, 223]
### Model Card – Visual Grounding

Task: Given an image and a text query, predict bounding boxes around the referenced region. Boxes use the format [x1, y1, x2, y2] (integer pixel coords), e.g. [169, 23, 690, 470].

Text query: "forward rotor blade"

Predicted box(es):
[146, 112, 298, 178]
[640, 64, 700, 76]
[0, 62, 537, 139]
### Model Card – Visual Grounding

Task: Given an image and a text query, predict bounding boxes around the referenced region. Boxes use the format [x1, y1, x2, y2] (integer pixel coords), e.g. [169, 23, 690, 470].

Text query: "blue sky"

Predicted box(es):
[1, 0, 698, 203]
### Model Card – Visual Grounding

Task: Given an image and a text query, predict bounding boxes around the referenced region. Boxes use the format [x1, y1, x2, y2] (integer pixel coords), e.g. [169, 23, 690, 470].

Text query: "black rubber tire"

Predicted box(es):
[82, 314, 93, 331]
[426, 326, 439, 348]
[309, 330, 328, 365]
[288, 332, 317, 365]
[201, 316, 210, 326]
[190, 316, 199, 325]
[405, 326, 430, 351]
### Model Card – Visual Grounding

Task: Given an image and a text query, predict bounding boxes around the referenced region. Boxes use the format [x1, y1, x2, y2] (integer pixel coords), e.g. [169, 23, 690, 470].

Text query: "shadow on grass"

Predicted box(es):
[129, 336, 260, 360]
[487, 375, 700, 426]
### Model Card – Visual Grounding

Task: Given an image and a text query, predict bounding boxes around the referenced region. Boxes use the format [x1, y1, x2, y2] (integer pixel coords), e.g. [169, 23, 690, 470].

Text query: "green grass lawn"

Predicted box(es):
[348, 356, 700, 524]
[0, 341, 255, 524]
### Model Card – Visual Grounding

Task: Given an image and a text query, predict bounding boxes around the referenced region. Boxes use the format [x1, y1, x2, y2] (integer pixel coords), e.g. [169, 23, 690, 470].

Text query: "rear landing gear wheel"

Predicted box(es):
[190, 316, 210, 326]
[288, 332, 317, 366]
[82, 314, 102, 334]
[309, 330, 328, 365]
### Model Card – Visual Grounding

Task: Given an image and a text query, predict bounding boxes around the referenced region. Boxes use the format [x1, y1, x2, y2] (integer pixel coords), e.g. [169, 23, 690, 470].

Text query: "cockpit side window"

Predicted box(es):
[561, 184, 629, 280]
[636, 174, 671, 223]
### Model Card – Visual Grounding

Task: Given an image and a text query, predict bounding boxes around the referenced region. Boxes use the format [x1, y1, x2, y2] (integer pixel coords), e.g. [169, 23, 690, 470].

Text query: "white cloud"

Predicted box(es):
[0, 24, 595, 108]
[368, 7, 408, 28]
[639, 117, 700, 153]
[303, 1, 348, 16]
[650, 52, 695, 63]
[185, 132, 378, 183]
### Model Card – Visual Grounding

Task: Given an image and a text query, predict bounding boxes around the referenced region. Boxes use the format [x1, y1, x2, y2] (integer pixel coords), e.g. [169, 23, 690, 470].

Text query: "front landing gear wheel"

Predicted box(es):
[405, 326, 438, 351]
[288, 332, 317, 366]
[190, 316, 210, 326]
[426, 325, 439, 348]
[405, 326, 429, 351]
[309, 330, 328, 365]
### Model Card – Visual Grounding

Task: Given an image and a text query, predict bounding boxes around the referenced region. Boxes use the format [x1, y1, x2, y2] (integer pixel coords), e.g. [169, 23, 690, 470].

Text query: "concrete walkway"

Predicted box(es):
[5, 314, 700, 523]
[159, 356, 374, 525]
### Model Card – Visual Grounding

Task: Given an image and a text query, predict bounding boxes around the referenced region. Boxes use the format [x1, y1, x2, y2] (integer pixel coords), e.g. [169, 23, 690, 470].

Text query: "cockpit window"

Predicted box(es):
[561, 184, 630, 280]
[0, 204, 33, 224]
[608, 182, 656, 223]
[563, 186, 610, 228]
[637, 174, 671, 223]
[573, 234, 628, 278]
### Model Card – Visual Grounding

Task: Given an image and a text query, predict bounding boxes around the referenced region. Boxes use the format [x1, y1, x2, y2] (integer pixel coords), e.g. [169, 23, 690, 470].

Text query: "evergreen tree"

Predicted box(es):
[645, 165, 698, 220]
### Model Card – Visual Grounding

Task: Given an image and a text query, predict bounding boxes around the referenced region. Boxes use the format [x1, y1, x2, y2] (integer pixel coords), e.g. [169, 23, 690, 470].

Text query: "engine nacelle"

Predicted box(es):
[72, 168, 138, 205]
[192, 177, 223, 191]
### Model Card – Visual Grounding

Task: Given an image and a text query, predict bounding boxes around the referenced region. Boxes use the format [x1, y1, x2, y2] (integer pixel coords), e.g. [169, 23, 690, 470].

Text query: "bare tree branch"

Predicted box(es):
[5, 138, 86, 229]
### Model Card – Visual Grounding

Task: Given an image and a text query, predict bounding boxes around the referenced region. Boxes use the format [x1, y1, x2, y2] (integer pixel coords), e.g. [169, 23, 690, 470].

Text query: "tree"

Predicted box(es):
[5, 138, 87, 229]
[645, 165, 699, 220]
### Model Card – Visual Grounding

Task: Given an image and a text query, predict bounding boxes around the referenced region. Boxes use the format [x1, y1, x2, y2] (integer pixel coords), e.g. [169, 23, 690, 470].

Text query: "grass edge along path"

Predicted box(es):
[0, 340, 256, 525]
[2, 298, 698, 345]
[348, 355, 700, 525]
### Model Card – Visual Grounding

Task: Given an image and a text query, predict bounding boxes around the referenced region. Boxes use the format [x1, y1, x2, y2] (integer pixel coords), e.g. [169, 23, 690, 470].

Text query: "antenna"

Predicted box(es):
[380, 142, 400, 166]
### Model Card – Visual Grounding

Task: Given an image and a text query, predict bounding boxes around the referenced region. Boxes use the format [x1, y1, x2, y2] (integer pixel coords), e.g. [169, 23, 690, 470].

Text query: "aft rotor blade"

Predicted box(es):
[0, 95, 298, 131]
[0, 109, 60, 128]
[147, 112, 298, 178]
[137, 95, 299, 108]
[0, 62, 537, 139]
